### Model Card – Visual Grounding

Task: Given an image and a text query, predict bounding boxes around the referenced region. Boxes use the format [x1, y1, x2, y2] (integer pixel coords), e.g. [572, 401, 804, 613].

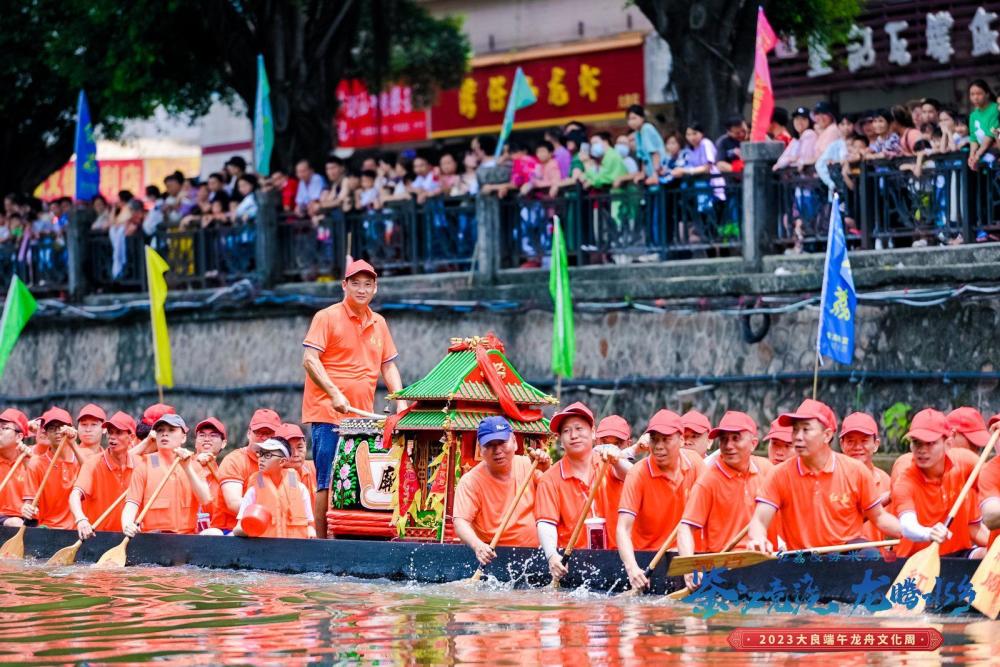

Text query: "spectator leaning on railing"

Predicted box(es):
[294, 160, 326, 217]
[773, 107, 817, 171]
[715, 115, 748, 173]
[967, 79, 998, 171]
[626, 104, 666, 186]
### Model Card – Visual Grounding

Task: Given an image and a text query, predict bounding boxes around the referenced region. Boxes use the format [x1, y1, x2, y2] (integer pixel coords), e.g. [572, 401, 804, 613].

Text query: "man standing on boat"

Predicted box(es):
[70, 411, 138, 539]
[454, 416, 551, 564]
[746, 399, 901, 552]
[302, 259, 405, 538]
[617, 409, 704, 591]
[838, 412, 891, 542]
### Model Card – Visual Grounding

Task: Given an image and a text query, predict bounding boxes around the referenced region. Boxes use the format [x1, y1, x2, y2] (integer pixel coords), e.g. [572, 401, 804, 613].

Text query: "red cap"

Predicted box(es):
[646, 409, 683, 436]
[549, 402, 595, 434]
[0, 408, 29, 436]
[708, 411, 757, 439]
[990, 413, 1000, 429]
[142, 403, 176, 426]
[103, 411, 137, 436]
[947, 407, 990, 448]
[840, 412, 879, 438]
[249, 408, 282, 432]
[277, 422, 306, 441]
[344, 259, 378, 280]
[40, 407, 74, 429]
[764, 418, 793, 443]
[777, 399, 837, 432]
[681, 410, 711, 434]
[195, 417, 227, 440]
[595, 415, 630, 441]
[906, 408, 951, 443]
[76, 403, 107, 423]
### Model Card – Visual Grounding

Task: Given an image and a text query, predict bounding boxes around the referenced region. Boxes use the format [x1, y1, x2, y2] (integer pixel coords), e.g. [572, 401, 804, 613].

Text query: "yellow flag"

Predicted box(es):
[145, 246, 173, 388]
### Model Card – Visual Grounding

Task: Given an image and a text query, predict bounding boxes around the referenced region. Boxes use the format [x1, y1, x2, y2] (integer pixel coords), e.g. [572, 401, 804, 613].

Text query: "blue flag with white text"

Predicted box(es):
[816, 198, 856, 364]
[74, 90, 100, 201]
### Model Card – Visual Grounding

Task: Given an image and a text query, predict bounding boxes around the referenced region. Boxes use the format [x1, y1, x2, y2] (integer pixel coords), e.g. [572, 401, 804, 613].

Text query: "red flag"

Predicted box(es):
[750, 7, 778, 142]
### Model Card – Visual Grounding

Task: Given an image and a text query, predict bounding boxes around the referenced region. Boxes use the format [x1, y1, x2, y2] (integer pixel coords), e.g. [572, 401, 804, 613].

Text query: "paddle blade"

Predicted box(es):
[45, 541, 82, 566]
[971, 538, 1000, 620]
[0, 526, 26, 559]
[882, 543, 940, 615]
[666, 588, 690, 601]
[93, 538, 129, 568]
[666, 550, 774, 577]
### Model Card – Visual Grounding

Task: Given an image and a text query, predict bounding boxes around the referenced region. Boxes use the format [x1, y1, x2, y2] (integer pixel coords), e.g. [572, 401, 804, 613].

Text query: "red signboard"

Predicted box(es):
[335, 80, 429, 148]
[430, 39, 645, 138]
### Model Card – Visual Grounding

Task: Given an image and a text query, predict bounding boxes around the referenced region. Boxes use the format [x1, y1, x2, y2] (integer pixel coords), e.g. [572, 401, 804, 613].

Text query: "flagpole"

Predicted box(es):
[812, 354, 820, 400]
[813, 195, 840, 401]
[555, 376, 562, 403]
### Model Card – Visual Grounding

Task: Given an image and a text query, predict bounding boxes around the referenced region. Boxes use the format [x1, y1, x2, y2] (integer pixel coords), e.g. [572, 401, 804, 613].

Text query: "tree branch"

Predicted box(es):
[314, 0, 356, 60]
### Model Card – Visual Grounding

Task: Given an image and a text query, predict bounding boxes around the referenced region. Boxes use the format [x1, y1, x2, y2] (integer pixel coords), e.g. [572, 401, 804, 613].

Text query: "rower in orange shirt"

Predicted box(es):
[594, 415, 639, 550]
[23, 407, 82, 529]
[535, 402, 631, 581]
[0, 409, 32, 527]
[747, 399, 900, 551]
[838, 412, 891, 542]
[763, 419, 794, 465]
[192, 418, 229, 534]
[890, 407, 984, 484]
[981, 431, 1000, 547]
[234, 438, 316, 539]
[891, 408, 988, 558]
[69, 411, 138, 539]
[122, 414, 212, 536]
[454, 416, 551, 563]
[216, 408, 281, 532]
[678, 411, 773, 590]
[279, 423, 316, 508]
[75, 404, 107, 458]
[617, 410, 704, 592]
[681, 410, 712, 458]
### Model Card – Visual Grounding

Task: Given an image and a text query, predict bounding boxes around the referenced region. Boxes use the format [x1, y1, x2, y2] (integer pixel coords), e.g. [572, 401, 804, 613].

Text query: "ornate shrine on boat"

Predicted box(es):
[325, 333, 558, 541]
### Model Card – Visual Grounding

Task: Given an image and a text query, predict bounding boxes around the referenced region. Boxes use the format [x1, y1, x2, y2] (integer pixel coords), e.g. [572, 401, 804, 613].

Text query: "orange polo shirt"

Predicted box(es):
[301, 301, 398, 425]
[682, 455, 774, 552]
[860, 465, 891, 543]
[198, 458, 235, 531]
[535, 451, 625, 550]
[891, 448, 979, 485]
[126, 450, 199, 534]
[454, 455, 539, 548]
[619, 450, 705, 551]
[979, 457, 1000, 547]
[73, 450, 139, 532]
[892, 451, 981, 557]
[25, 449, 81, 529]
[0, 452, 30, 517]
[756, 451, 880, 550]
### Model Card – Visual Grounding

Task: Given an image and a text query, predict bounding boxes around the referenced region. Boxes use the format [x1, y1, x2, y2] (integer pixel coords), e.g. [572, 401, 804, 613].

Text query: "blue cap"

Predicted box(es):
[477, 416, 512, 446]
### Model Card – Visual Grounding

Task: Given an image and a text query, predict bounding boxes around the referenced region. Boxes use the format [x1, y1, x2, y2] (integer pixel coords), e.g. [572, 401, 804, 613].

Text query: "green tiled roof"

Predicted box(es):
[396, 410, 550, 434]
[391, 349, 555, 405]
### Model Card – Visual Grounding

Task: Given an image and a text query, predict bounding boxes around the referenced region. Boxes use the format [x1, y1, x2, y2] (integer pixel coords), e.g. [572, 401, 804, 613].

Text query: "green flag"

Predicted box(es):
[549, 216, 574, 378]
[0, 276, 38, 380]
[494, 66, 537, 158]
[254, 54, 274, 176]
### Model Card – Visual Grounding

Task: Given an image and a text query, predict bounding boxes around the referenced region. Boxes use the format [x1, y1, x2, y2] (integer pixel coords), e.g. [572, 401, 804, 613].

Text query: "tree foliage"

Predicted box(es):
[2, 0, 469, 194]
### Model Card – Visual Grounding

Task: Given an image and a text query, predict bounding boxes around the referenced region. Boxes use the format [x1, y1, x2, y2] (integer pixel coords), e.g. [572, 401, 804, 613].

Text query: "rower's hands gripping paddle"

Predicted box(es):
[94, 457, 182, 568]
[46, 490, 128, 566]
[0, 437, 69, 559]
[550, 457, 610, 589]
[884, 427, 999, 615]
[467, 459, 539, 583]
[664, 523, 754, 600]
[620, 522, 683, 597]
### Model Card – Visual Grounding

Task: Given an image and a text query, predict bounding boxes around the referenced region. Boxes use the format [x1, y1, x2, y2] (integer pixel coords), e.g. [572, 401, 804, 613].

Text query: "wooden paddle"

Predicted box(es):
[0, 451, 29, 495]
[666, 539, 900, 577]
[551, 457, 610, 589]
[467, 459, 539, 583]
[971, 535, 1000, 619]
[46, 490, 128, 566]
[94, 456, 182, 568]
[883, 428, 999, 615]
[665, 523, 753, 600]
[0, 438, 69, 559]
[348, 405, 383, 420]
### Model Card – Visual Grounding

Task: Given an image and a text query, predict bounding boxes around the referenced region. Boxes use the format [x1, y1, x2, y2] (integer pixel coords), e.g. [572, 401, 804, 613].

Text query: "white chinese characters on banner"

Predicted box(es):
[807, 38, 834, 77]
[926, 11, 955, 64]
[846, 25, 876, 72]
[885, 20, 913, 66]
[969, 6, 1000, 56]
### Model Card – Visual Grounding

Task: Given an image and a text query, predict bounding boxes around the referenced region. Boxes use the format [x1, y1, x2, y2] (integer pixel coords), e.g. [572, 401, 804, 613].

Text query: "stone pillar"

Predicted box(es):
[473, 194, 500, 284]
[255, 189, 280, 288]
[740, 141, 784, 269]
[67, 207, 94, 301]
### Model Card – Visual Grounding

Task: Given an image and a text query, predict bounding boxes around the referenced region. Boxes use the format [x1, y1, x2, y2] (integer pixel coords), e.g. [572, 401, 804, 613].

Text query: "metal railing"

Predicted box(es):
[0, 236, 69, 294]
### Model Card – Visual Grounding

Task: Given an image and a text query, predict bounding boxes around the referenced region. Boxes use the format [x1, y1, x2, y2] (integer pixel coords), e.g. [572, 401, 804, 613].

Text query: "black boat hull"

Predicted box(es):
[0, 527, 980, 614]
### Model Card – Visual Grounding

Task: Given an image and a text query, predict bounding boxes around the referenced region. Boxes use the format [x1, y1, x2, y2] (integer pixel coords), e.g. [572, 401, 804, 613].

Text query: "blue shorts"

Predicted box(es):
[311, 423, 340, 491]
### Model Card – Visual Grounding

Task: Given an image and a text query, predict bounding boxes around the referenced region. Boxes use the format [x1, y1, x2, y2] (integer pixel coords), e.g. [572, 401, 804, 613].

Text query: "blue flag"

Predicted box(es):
[74, 90, 100, 201]
[254, 54, 274, 176]
[494, 67, 537, 158]
[817, 197, 856, 365]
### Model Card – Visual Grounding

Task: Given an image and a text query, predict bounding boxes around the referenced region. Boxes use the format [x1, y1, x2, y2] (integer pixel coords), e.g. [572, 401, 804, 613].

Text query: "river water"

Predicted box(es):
[0, 561, 996, 665]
